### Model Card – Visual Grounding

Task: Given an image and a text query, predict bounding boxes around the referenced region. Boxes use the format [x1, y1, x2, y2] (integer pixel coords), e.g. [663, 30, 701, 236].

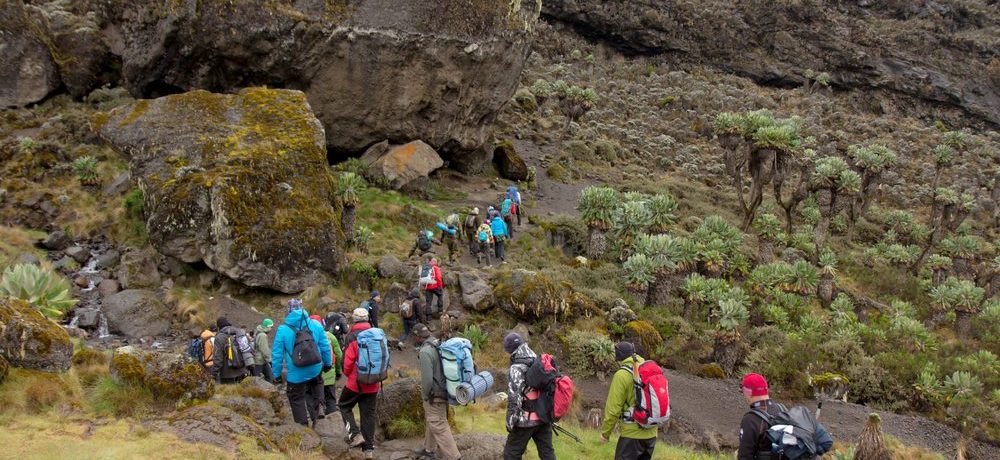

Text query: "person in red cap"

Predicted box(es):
[737, 373, 778, 460]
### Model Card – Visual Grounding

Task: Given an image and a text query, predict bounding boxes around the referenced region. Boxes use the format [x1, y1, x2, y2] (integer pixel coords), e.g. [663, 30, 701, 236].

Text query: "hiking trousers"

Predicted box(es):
[287, 374, 323, 426]
[323, 384, 339, 416]
[400, 317, 417, 344]
[615, 436, 657, 460]
[504, 216, 515, 239]
[253, 362, 273, 382]
[494, 239, 506, 261]
[503, 424, 555, 460]
[339, 387, 377, 451]
[477, 241, 493, 266]
[425, 288, 444, 313]
[423, 400, 461, 460]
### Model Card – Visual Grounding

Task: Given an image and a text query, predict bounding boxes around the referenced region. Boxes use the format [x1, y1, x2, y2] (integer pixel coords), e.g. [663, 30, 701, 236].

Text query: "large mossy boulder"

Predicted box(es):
[152, 403, 276, 453]
[0, 297, 73, 372]
[102, 290, 172, 338]
[492, 269, 598, 321]
[99, 88, 345, 293]
[110, 346, 214, 402]
[0, 1, 60, 107]
[376, 377, 425, 440]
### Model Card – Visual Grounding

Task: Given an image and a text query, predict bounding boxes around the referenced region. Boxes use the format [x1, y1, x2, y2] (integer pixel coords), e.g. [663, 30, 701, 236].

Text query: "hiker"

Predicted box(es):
[437, 223, 460, 263]
[408, 230, 435, 258]
[422, 257, 445, 315]
[490, 214, 508, 262]
[246, 329, 258, 375]
[322, 318, 344, 419]
[211, 317, 254, 384]
[737, 373, 833, 460]
[476, 220, 494, 266]
[600, 342, 658, 460]
[487, 206, 501, 221]
[502, 333, 556, 460]
[507, 185, 523, 226]
[326, 310, 350, 346]
[412, 323, 461, 460]
[361, 291, 381, 329]
[196, 325, 217, 372]
[501, 195, 516, 239]
[340, 308, 384, 458]
[253, 319, 274, 382]
[397, 288, 424, 349]
[464, 208, 480, 253]
[271, 299, 334, 427]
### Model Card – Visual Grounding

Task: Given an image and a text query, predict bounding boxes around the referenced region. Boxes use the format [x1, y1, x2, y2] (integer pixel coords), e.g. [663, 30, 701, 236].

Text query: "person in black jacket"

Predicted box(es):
[737, 373, 779, 460]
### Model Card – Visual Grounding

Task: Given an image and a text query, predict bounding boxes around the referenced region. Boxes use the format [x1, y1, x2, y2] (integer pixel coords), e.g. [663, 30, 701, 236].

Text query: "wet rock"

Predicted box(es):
[364, 141, 444, 190]
[66, 246, 91, 264]
[73, 276, 90, 288]
[96, 249, 121, 270]
[52, 256, 77, 271]
[102, 290, 171, 337]
[74, 308, 101, 329]
[64, 326, 88, 339]
[100, 89, 344, 294]
[493, 141, 529, 181]
[0, 1, 61, 107]
[40, 230, 71, 251]
[459, 272, 493, 311]
[0, 297, 73, 372]
[117, 247, 162, 290]
[97, 279, 120, 297]
[113, 1, 541, 165]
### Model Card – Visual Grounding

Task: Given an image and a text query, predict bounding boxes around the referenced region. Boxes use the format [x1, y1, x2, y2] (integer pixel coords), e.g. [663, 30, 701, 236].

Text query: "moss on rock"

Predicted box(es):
[623, 320, 663, 360]
[492, 269, 598, 322]
[110, 347, 214, 403]
[0, 297, 73, 372]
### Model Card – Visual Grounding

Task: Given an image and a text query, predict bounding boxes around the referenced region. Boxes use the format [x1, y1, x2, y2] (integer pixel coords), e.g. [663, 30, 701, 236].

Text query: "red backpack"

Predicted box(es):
[523, 354, 575, 423]
[623, 359, 670, 428]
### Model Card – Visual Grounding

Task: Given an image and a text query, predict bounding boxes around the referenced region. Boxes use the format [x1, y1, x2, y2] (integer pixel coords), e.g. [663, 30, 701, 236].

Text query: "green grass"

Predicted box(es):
[453, 405, 724, 460]
[355, 187, 445, 257]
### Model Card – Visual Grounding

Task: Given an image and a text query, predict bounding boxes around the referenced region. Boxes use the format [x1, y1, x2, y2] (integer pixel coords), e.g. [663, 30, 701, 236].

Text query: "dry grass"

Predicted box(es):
[0, 226, 46, 269]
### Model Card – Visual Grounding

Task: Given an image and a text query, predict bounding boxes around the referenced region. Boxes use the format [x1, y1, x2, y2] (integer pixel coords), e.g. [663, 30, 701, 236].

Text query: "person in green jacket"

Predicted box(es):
[601, 342, 658, 460]
[254, 319, 274, 382]
[322, 328, 344, 417]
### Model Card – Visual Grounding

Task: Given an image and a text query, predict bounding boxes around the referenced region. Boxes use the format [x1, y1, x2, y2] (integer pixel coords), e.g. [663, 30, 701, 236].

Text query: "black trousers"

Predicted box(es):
[425, 288, 444, 312]
[503, 424, 555, 460]
[339, 387, 377, 451]
[324, 384, 339, 415]
[615, 436, 656, 460]
[253, 362, 272, 382]
[286, 375, 324, 426]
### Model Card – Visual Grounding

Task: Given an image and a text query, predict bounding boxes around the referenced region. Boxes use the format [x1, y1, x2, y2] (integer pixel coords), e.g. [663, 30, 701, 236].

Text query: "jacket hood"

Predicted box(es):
[255, 324, 271, 334]
[283, 309, 311, 328]
[350, 322, 371, 333]
[619, 355, 644, 368]
[510, 342, 536, 365]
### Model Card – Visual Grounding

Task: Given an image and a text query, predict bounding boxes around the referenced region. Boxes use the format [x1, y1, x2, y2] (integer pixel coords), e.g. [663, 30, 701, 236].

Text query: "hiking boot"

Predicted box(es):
[363, 450, 375, 459]
[413, 448, 438, 459]
[348, 433, 365, 448]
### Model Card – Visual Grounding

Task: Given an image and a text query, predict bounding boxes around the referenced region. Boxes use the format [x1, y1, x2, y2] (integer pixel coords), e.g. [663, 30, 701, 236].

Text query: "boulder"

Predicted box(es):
[381, 282, 410, 314]
[375, 377, 424, 440]
[96, 249, 121, 269]
[203, 296, 264, 331]
[493, 141, 529, 181]
[110, 346, 214, 402]
[492, 269, 597, 321]
[99, 88, 345, 293]
[40, 230, 71, 251]
[73, 307, 101, 330]
[459, 272, 493, 311]
[0, 355, 8, 385]
[28, 0, 119, 98]
[0, 1, 61, 107]
[455, 433, 506, 460]
[65, 246, 91, 264]
[97, 279, 120, 297]
[111, 1, 541, 166]
[151, 404, 274, 453]
[365, 141, 444, 190]
[0, 297, 73, 372]
[377, 255, 409, 279]
[116, 247, 162, 290]
[102, 290, 172, 337]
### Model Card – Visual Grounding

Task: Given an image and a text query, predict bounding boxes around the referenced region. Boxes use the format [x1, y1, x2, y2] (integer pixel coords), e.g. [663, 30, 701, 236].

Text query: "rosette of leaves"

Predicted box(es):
[72, 156, 99, 185]
[337, 172, 367, 242]
[747, 262, 795, 294]
[529, 78, 555, 108]
[0, 263, 78, 319]
[817, 248, 837, 307]
[612, 200, 652, 259]
[623, 253, 655, 305]
[354, 225, 374, 254]
[647, 193, 679, 233]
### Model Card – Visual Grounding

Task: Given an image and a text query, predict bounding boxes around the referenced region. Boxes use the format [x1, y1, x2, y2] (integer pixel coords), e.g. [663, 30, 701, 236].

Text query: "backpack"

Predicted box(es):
[325, 313, 349, 345]
[355, 328, 390, 384]
[523, 354, 574, 423]
[399, 300, 415, 319]
[221, 329, 252, 369]
[418, 263, 436, 287]
[508, 186, 521, 204]
[446, 213, 461, 228]
[187, 337, 206, 364]
[501, 199, 513, 217]
[753, 404, 833, 460]
[438, 338, 475, 404]
[622, 359, 670, 428]
[361, 300, 375, 318]
[290, 318, 322, 367]
[417, 231, 432, 251]
[464, 215, 478, 230]
[510, 202, 518, 216]
[478, 229, 489, 243]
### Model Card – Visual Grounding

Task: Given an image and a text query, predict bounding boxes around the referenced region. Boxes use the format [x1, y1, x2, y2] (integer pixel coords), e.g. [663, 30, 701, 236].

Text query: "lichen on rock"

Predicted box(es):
[99, 88, 345, 293]
[0, 297, 73, 372]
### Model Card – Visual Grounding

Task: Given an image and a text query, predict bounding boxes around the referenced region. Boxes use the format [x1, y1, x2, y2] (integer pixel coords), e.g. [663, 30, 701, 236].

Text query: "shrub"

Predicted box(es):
[123, 188, 144, 219]
[564, 329, 616, 377]
[72, 156, 99, 183]
[623, 320, 663, 359]
[460, 324, 488, 352]
[336, 172, 367, 206]
[0, 263, 78, 319]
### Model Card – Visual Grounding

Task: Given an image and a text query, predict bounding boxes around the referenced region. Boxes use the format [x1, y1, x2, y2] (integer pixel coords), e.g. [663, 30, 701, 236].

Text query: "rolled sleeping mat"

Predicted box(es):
[455, 371, 494, 405]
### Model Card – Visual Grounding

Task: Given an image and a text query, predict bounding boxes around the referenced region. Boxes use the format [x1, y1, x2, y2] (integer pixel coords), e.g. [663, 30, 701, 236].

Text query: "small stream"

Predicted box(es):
[63, 246, 114, 341]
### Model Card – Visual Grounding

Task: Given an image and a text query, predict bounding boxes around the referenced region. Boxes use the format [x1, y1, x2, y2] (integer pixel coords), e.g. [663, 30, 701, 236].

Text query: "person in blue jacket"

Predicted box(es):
[490, 215, 508, 262]
[272, 298, 334, 427]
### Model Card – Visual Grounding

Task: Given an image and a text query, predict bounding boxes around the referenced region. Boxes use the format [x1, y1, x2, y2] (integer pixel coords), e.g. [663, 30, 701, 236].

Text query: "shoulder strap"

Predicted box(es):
[750, 409, 770, 424]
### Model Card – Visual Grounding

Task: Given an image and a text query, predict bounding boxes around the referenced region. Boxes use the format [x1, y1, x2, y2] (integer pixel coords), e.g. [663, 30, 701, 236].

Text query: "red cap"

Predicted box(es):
[742, 373, 769, 396]
[309, 314, 323, 324]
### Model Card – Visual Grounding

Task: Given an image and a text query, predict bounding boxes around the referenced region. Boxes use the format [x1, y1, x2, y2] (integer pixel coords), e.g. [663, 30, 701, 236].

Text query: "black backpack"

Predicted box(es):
[522, 354, 560, 423]
[417, 232, 432, 251]
[187, 337, 206, 364]
[290, 318, 322, 367]
[326, 313, 349, 346]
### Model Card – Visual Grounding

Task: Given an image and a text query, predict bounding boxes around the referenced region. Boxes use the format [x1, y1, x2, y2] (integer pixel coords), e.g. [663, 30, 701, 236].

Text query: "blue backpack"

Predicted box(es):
[439, 337, 475, 403]
[501, 199, 513, 217]
[355, 328, 390, 384]
[187, 337, 206, 364]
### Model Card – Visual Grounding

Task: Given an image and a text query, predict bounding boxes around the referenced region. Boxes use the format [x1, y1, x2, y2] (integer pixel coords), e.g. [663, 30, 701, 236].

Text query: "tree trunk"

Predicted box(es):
[625, 284, 649, 307]
[648, 273, 676, 307]
[814, 189, 836, 253]
[818, 274, 833, 308]
[742, 148, 777, 231]
[342, 204, 356, 244]
[712, 332, 748, 377]
[932, 268, 947, 287]
[587, 227, 607, 260]
[757, 239, 774, 265]
[955, 309, 974, 339]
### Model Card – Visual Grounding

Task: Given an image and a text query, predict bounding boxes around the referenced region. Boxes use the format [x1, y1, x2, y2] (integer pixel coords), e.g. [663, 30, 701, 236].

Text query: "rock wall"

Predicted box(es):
[542, 0, 1000, 127]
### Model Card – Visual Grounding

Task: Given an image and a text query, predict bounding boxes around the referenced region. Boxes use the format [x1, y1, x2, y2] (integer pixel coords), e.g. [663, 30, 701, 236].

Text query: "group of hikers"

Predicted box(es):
[191, 293, 833, 459]
[409, 185, 524, 266]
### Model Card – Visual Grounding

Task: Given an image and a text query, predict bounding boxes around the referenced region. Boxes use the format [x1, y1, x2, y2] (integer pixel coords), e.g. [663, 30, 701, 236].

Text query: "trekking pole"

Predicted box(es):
[552, 423, 583, 444]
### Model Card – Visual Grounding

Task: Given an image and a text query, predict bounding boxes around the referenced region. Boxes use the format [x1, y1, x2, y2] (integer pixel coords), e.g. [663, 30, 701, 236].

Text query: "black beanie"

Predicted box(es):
[615, 342, 635, 361]
[216, 317, 232, 329]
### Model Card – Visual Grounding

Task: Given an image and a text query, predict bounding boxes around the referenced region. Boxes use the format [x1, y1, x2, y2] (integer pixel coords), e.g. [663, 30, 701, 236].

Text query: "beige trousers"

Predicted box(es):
[423, 400, 460, 460]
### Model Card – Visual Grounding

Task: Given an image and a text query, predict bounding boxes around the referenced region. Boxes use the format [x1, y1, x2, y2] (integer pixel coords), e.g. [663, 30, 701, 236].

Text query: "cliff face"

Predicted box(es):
[542, 0, 1000, 127]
